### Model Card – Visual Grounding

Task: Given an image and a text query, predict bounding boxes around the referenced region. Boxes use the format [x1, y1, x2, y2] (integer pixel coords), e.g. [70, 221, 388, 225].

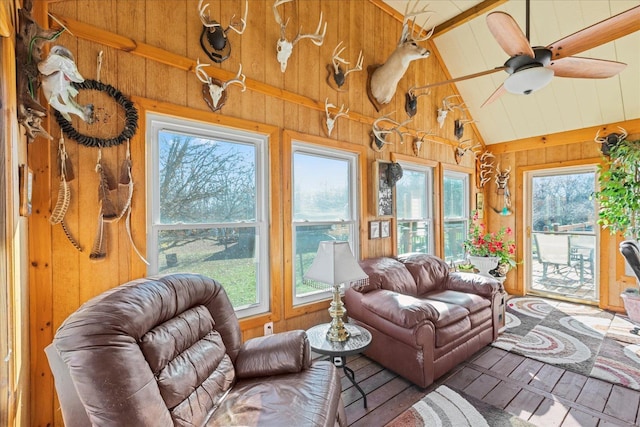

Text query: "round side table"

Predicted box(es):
[306, 323, 372, 408]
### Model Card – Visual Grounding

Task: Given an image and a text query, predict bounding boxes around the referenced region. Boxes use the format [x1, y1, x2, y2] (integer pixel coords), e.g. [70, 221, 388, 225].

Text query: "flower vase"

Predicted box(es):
[468, 256, 499, 277]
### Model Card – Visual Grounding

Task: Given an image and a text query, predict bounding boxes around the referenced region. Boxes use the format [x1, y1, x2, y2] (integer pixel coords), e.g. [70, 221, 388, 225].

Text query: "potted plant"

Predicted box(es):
[463, 211, 516, 277]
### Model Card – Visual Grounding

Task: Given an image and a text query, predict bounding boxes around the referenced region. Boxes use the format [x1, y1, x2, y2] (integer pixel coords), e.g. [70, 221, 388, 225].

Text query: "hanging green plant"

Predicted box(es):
[594, 138, 640, 240]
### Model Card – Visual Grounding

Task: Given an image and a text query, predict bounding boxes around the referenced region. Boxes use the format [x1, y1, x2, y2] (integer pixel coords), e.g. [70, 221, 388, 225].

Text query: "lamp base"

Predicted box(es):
[326, 283, 349, 342]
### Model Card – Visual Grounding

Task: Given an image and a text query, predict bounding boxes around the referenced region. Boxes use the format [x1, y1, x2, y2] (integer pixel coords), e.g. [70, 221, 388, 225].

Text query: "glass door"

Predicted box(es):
[524, 166, 599, 303]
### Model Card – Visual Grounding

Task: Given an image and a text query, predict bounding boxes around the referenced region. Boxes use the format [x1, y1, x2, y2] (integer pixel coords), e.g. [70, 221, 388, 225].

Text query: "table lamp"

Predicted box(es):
[304, 241, 369, 342]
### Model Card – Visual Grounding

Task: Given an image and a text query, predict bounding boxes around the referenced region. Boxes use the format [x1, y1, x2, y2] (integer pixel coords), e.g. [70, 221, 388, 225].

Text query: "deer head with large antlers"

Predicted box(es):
[368, 0, 434, 109]
[195, 60, 246, 112]
[273, 0, 326, 73]
[327, 41, 363, 90]
[198, 0, 248, 63]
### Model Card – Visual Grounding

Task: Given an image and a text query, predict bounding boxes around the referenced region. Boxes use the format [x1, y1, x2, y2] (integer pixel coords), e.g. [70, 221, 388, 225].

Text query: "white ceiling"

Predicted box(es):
[382, 0, 640, 144]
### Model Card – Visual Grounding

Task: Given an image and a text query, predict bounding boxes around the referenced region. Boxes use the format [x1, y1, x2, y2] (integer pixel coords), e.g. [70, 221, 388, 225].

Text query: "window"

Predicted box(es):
[147, 114, 269, 318]
[443, 170, 470, 262]
[291, 143, 360, 306]
[395, 163, 434, 255]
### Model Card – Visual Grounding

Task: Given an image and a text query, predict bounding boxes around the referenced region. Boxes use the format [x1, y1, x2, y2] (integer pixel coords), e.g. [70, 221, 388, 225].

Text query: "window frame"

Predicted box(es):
[283, 130, 367, 319]
[146, 112, 274, 319]
[441, 167, 472, 262]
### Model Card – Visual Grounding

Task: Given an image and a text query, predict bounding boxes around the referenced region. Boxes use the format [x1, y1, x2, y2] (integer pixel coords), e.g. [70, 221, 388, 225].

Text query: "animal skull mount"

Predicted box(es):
[273, 0, 326, 73]
[38, 45, 94, 123]
[367, 0, 434, 110]
[453, 139, 479, 164]
[412, 130, 437, 156]
[494, 164, 512, 216]
[371, 113, 412, 152]
[477, 151, 495, 188]
[198, 0, 248, 63]
[594, 127, 627, 156]
[454, 118, 476, 141]
[324, 98, 349, 137]
[327, 41, 363, 91]
[436, 95, 465, 128]
[404, 87, 430, 118]
[195, 60, 246, 112]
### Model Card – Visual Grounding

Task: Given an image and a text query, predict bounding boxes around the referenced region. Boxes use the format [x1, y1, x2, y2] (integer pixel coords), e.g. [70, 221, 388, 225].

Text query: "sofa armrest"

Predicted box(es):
[235, 330, 311, 379]
[445, 272, 502, 297]
[359, 289, 440, 328]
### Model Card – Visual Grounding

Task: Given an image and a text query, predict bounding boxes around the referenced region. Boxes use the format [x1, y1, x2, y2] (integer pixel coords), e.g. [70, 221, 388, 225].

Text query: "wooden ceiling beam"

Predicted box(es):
[431, 0, 507, 38]
[489, 118, 640, 154]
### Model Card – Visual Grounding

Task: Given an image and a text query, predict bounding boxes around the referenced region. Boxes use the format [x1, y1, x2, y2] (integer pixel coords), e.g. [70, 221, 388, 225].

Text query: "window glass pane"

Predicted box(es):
[158, 227, 259, 308]
[398, 220, 430, 254]
[159, 131, 256, 224]
[444, 220, 467, 261]
[293, 153, 350, 221]
[396, 169, 426, 219]
[294, 224, 349, 297]
[443, 175, 464, 218]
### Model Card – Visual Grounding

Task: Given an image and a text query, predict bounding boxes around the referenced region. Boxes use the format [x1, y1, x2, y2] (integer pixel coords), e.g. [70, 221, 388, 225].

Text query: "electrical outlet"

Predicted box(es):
[264, 321, 273, 336]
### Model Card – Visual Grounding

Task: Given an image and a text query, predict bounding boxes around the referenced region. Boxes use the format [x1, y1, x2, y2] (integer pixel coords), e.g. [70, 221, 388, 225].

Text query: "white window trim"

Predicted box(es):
[146, 113, 270, 318]
[291, 141, 360, 307]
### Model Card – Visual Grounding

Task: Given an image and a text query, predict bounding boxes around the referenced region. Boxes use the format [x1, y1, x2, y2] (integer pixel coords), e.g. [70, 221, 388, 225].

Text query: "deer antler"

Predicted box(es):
[400, 0, 435, 45]
[324, 98, 349, 137]
[274, 0, 326, 72]
[195, 60, 246, 111]
[330, 41, 363, 88]
[372, 113, 413, 147]
[199, 0, 248, 34]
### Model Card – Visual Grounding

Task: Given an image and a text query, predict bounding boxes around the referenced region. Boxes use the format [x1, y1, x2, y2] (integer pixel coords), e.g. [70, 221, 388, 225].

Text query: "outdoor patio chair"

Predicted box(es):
[534, 233, 584, 284]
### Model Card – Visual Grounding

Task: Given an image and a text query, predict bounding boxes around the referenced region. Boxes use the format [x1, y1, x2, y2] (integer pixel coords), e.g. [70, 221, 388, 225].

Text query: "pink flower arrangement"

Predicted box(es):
[463, 211, 516, 267]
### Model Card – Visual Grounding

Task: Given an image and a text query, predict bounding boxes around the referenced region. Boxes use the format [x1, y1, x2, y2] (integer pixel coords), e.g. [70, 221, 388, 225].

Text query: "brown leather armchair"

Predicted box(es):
[45, 273, 346, 426]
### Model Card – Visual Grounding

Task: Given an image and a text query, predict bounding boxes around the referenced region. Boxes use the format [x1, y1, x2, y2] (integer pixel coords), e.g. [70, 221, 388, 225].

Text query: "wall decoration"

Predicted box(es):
[195, 60, 246, 112]
[273, 0, 326, 73]
[323, 98, 349, 137]
[327, 41, 363, 90]
[374, 161, 394, 217]
[371, 113, 412, 152]
[369, 221, 380, 239]
[198, 0, 248, 63]
[476, 193, 484, 219]
[380, 220, 391, 238]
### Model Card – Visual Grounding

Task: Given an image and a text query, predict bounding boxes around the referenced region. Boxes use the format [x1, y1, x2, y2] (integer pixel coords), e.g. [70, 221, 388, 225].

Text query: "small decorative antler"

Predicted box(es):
[198, 0, 248, 63]
[454, 118, 477, 140]
[495, 163, 512, 193]
[195, 60, 246, 111]
[371, 113, 413, 151]
[436, 95, 465, 128]
[324, 98, 349, 137]
[273, 0, 326, 72]
[478, 151, 495, 188]
[453, 139, 480, 164]
[411, 129, 437, 155]
[329, 41, 363, 89]
[405, 87, 431, 118]
[594, 126, 627, 156]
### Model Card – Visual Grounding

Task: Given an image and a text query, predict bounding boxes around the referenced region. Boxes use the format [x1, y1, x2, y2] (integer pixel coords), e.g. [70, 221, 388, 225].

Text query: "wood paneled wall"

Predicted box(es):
[29, 1, 478, 425]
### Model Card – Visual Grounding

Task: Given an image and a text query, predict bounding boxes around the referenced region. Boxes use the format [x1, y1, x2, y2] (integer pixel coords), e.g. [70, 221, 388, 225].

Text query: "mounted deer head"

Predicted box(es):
[273, 0, 326, 73]
[324, 98, 349, 137]
[594, 126, 627, 156]
[437, 95, 465, 128]
[328, 41, 363, 90]
[195, 60, 246, 111]
[368, 0, 434, 109]
[370, 113, 412, 152]
[198, 0, 248, 63]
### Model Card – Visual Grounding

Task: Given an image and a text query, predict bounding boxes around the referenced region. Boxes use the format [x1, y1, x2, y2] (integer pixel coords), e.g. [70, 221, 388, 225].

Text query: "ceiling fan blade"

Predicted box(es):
[547, 5, 640, 60]
[549, 56, 627, 78]
[486, 12, 535, 58]
[481, 83, 507, 108]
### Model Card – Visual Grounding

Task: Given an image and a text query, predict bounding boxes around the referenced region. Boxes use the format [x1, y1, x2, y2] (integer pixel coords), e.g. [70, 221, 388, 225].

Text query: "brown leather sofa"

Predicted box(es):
[45, 273, 346, 426]
[344, 253, 504, 389]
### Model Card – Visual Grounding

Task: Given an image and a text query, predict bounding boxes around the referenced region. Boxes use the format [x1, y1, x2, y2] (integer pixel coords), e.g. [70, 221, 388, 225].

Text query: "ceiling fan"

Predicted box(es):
[417, 1, 640, 106]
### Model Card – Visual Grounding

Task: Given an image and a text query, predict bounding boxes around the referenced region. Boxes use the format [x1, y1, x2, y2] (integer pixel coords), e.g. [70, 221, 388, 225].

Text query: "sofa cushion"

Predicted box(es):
[361, 291, 468, 329]
[469, 307, 492, 328]
[358, 257, 418, 296]
[397, 253, 450, 294]
[423, 290, 490, 314]
[436, 317, 471, 348]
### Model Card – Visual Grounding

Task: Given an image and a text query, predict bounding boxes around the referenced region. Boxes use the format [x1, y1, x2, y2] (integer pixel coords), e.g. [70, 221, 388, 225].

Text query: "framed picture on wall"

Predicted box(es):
[369, 221, 380, 239]
[374, 160, 394, 217]
[380, 220, 391, 238]
[476, 192, 484, 218]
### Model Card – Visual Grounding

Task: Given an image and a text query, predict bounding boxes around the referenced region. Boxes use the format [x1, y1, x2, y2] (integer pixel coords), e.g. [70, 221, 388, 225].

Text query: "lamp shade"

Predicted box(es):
[503, 66, 554, 95]
[303, 241, 368, 285]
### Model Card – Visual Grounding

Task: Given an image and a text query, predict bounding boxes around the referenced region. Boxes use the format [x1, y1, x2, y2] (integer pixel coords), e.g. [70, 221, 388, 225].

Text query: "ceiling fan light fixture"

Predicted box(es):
[504, 66, 554, 95]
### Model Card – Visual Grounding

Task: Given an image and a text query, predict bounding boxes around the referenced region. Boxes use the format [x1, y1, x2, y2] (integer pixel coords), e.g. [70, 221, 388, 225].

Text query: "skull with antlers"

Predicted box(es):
[273, 0, 326, 73]
[328, 41, 363, 90]
[324, 98, 349, 137]
[198, 0, 248, 63]
[195, 60, 246, 112]
[594, 126, 627, 157]
[436, 95, 465, 128]
[371, 113, 412, 152]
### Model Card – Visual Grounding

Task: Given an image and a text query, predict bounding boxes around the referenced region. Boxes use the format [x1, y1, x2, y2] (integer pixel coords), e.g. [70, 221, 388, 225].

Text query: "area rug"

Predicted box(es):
[493, 296, 640, 390]
[385, 385, 535, 427]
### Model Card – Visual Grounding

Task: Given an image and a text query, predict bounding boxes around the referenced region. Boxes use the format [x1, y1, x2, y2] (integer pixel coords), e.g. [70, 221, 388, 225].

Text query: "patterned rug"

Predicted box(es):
[493, 296, 640, 390]
[385, 385, 535, 427]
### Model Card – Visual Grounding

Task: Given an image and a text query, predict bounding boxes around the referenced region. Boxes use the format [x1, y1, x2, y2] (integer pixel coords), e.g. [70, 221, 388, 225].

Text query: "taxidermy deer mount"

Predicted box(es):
[198, 0, 248, 63]
[195, 60, 246, 112]
[273, 0, 326, 73]
[367, 0, 434, 111]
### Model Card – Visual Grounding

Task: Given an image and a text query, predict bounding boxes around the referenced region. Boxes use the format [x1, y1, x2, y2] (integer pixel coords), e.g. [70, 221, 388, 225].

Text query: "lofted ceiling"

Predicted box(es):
[381, 0, 640, 145]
